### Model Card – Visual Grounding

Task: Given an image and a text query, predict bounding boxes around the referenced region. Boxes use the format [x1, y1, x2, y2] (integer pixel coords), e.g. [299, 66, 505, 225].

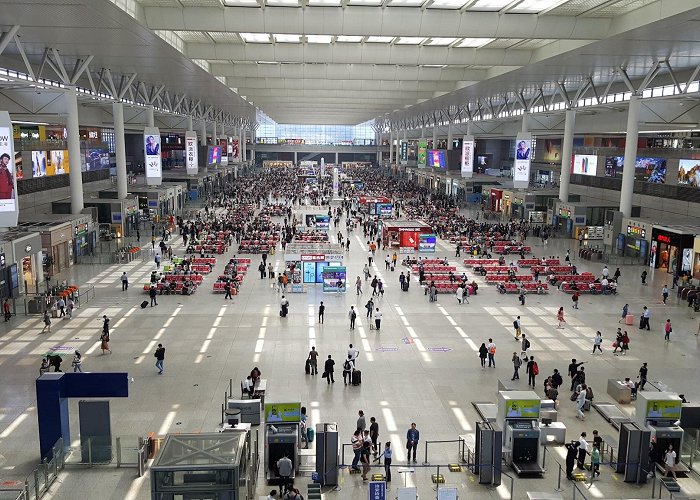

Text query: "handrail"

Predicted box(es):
[422, 438, 466, 465]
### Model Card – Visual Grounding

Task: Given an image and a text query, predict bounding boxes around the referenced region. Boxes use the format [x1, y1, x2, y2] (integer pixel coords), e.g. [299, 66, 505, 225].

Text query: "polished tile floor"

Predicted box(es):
[0, 204, 699, 500]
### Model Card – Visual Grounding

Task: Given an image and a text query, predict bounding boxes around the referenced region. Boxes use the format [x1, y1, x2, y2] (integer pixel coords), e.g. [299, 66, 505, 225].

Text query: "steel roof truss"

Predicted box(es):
[0, 26, 20, 58]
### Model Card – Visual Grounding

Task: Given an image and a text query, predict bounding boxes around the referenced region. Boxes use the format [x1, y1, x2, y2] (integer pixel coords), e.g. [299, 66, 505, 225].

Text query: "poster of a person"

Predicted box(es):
[516, 140, 530, 160]
[145, 135, 160, 156]
[0, 152, 15, 200]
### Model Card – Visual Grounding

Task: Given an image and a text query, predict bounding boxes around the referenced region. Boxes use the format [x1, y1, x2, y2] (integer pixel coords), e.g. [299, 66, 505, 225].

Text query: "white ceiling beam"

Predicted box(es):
[143, 6, 610, 40]
[0, 26, 20, 57]
[12, 34, 35, 81]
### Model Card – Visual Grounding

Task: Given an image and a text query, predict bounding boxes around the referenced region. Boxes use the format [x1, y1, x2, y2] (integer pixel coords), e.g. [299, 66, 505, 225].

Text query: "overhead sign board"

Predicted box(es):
[144, 127, 162, 186]
[185, 131, 198, 175]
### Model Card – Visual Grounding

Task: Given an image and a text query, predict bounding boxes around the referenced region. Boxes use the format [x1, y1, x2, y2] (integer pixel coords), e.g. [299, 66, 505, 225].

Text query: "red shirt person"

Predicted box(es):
[0, 153, 14, 200]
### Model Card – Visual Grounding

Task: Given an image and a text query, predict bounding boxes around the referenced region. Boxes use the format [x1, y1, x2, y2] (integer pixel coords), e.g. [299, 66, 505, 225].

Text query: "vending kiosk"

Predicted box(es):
[264, 402, 302, 484]
[497, 391, 544, 476]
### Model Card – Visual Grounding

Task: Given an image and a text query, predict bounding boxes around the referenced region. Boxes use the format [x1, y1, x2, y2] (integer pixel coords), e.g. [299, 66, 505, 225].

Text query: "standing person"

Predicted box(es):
[369, 417, 379, 456]
[41, 309, 51, 333]
[565, 441, 579, 480]
[276, 454, 293, 495]
[224, 281, 232, 300]
[513, 316, 522, 339]
[568, 359, 585, 391]
[318, 301, 325, 324]
[374, 308, 382, 331]
[360, 438, 371, 480]
[478, 343, 488, 369]
[641, 306, 651, 331]
[592, 331, 603, 354]
[348, 344, 359, 366]
[556, 307, 566, 329]
[602, 266, 609, 279]
[348, 306, 357, 330]
[342, 356, 353, 385]
[577, 432, 588, 469]
[374, 442, 392, 482]
[511, 352, 522, 380]
[641, 270, 648, 285]
[520, 334, 530, 360]
[406, 423, 419, 463]
[571, 291, 580, 310]
[664, 444, 677, 479]
[664, 319, 672, 341]
[149, 285, 158, 306]
[662, 285, 669, 305]
[357, 410, 366, 432]
[356, 276, 362, 295]
[576, 385, 588, 420]
[619, 303, 629, 323]
[613, 267, 621, 282]
[72, 350, 83, 373]
[365, 298, 374, 319]
[3, 298, 10, 321]
[307, 346, 319, 376]
[638, 362, 648, 391]
[351, 430, 362, 471]
[280, 295, 289, 317]
[154, 343, 165, 374]
[323, 355, 335, 384]
[66, 298, 74, 319]
[121, 272, 129, 291]
[526, 356, 538, 388]
[486, 338, 496, 367]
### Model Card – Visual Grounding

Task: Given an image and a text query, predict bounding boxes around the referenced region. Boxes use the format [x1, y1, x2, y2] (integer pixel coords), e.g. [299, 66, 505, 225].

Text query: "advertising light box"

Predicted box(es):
[419, 234, 436, 253]
[513, 134, 531, 188]
[322, 266, 347, 292]
[0, 112, 19, 225]
[572, 155, 597, 176]
[185, 131, 198, 175]
[506, 399, 540, 419]
[144, 127, 162, 185]
[461, 136, 474, 178]
[678, 159, 700, 187]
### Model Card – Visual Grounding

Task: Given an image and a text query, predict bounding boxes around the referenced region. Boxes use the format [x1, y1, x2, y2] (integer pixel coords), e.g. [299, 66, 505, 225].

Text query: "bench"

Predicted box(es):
[464, 259, 499, 267]
[212, 282, 239, 294]
[143, 282, 197, 294]
[517, 259, 560, 267]
[485, 275, 534, 283]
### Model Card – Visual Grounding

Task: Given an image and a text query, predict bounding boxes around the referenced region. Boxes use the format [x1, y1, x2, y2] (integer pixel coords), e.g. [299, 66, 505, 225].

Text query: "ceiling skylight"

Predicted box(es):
[366, 36, 395, 43]
[509, 0, 563, 13]
[222, 0, 259, 5]
[307, 35, 333, 43]
[336, 35, 364, 43]
[428, 0, 468, 8]
[308, 0, 342, 5]
[456, 37, 495, 47]
[266, 0, 300, 5]
[396, 37, 426, 45]
[426, 37, 458, 46]
[388, 0, 424, 5]
[466, 0, 511, 10]
[240, 33, 271, 43]
[273, 33, 302, 43]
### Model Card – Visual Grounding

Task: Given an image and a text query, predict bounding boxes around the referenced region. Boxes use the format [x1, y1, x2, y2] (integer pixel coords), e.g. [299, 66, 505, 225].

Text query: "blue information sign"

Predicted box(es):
[368, 481, 386, 500]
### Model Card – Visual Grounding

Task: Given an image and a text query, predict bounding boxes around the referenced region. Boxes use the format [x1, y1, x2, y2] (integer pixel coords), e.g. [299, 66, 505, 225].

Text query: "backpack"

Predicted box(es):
[532, 362, 539, 375]
[343, 360, 351, 371]
[488, 346, 496, 355]
[525, 339, 531, 349]
[351, 310, 356, 320]
[513, 320, 519, 329]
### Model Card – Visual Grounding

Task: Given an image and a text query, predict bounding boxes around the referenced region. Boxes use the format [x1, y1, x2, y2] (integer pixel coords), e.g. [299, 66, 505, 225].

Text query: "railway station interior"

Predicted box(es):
[3, 0, 700, 499]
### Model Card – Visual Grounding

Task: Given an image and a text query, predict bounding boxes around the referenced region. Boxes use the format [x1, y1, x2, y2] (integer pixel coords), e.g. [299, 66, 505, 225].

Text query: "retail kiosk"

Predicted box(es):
[284, 243, 344, 290]
[497, 391, 544, 476]
[380, 220, 433, 251]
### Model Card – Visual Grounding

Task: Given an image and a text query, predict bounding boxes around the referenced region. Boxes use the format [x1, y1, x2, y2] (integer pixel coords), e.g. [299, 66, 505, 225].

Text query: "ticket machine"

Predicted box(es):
[264, 402, 302, 483]
[634, 392, 684, 473]
[497, 391, 544, 476]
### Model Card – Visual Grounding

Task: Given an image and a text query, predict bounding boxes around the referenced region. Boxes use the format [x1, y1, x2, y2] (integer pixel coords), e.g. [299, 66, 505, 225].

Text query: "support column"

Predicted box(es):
[242, 130, 247, 162]
[389, 132, 394, 164]
[521, 112, 529, 133]
[558, 109, 576, 202]
[395, 132, 401, 163]
[211, 119, 218, 144]
[187, 115, 193, 132]
[335, 152, 339, 164]
[619, 95, 640, 217]
[220, 122, 225, 139]
[432, 126, 438, 149]
[113, 102, 128, 199]
[146, 105, 155, 128]
[447, 121, 454, 150]
[294, 151, 298, 165]
[200, 120, 207, 146]
[65, 86, 84, 214]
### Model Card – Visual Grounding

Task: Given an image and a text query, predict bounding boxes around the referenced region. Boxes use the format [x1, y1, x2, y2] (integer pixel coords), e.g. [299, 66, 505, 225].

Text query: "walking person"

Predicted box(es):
[638, 362, 648, 391]
[41, 309, 51, 333]
[526, 356, 538, 388]
[486, 338, 496, 367]
[571, 291, 580, 309]
[374, 308, 382, 331]
[66, 298, 74, 319]
[149, 285, 158, 306]
[369, 417, 379, 456]
[662, 285, 669, 305]
[72, 350, 83, 372]
[374, 442, 392, 482]
[565, 441, 579, 479]
[592, 331, 603, 354]
[351, 430, 362, 471]
[590, 444, 601, 479]
[100, 315, 112, 354]
[360, 439, 372, 480]
[323, 355, 335, 384]
[57, 297, 65, 317]
[641, 270, 648, 285]
[664, 444, 678, 479]
[154, 343, 165, 374]
[577, 432, 588, 468]
[619, 303, 629, 323]
[318, 301, 325, 324]
[3, 298, 11, 321]
[479, 343, 488, 369]
[357, 410, 367, 432]
[224, 281, 233, 300]
[664, 319, 672, 341]
[308, 347, 319, 375]
[121, 272, 129, 291]
[520, 334, 530, 360]
[557, 306, 566, 329]
[406, 423, 419, 463]
[576, 386, 588, 420]
[512, 316, 522, 339]
[348, 306, 357, 330]
[365, 298, 374, 319]
[511, 352, 522, 380]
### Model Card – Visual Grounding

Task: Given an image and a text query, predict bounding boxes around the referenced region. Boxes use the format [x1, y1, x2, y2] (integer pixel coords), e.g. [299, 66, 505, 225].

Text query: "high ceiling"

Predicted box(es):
[130, 0, 700, 125]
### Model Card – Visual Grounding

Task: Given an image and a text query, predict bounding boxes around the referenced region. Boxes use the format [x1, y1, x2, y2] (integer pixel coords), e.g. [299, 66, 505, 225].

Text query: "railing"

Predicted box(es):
[422, 438, 467, 465]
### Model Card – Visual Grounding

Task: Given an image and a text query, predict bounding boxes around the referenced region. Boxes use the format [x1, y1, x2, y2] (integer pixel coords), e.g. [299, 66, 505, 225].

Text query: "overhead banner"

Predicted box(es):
[144, 127, 162, 186]
[417, 139, 427, 167]
[0, 112, 19, 226]
[230, 136, 240, 163]
[219, 138, 229, 166]
[400, 141, 408, 165]
[461, 135, 474, 178]
[513, 133, 532, 189]
[185, 131, 198, 175]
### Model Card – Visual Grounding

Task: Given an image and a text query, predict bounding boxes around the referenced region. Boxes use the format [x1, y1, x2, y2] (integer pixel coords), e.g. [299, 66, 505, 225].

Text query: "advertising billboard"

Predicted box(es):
[417, 139, 427, 167]
[400, 141, 408, 164]
[418, 233, 436, 253]
[513, 134, 531, 188]
[322, 266, 347, 292]
[207, 145, 221, 165]
[185, 131, 198, 175]
[0, 113, 19, 225]
[571, 155, 598, 176]
[428, 150, 447, 169]
[49, 150, 69, 175]
[144, 127, 162, 185]
[461, 136, 474, 178]
[678, 159, 700, 187]
[505, 399, 540, 419]
[219, 138, 228, 166]
[31, 150, 47, 177]
[605, 156, 667, 183]
[230, 136, 240, 163]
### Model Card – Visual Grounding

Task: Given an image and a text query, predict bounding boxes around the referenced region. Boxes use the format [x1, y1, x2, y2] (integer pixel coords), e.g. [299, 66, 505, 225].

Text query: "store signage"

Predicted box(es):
[657, 234, 672, 244]
[461, 136, 474, 178]
[368, 481, 386, 500]
[513, 133, 531, 188]
[301, 254, 326, 262]
[74, 223, 87, 235]
[627, 225, 646, 239]
[185, 131, 198, 175]
[400, 141, 408, 164]
[144, 127, 162, 186]
[0, 112, 19, 227]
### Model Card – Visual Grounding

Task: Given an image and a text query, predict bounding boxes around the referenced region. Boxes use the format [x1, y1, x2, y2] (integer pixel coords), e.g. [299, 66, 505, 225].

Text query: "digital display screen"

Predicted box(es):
[646, 400, 682, 420]
[571, 155, 598, 176]
[605, 156, 666, 183]
[376, 203, 393, 216]
[303, 262, 316, 284]
[207, 146, 221, 165]
[322, 266, 347, 292]
[418, 234, 436, 253]
[9, 263, 18, 289]
[265, 402, 301, 423]
[678, 159, 700, 187]
[85, 148, 110, 172]
[506, 399, 540, 419]
[428, 150, 447, 169]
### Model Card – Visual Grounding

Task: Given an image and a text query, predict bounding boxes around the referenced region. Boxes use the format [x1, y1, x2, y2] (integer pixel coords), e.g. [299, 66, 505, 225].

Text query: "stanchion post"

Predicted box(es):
[555, 462, 565, 492]
[435, 465, 440, 498]
[542, 446, 546, 470]
[423, 441, 429, 465]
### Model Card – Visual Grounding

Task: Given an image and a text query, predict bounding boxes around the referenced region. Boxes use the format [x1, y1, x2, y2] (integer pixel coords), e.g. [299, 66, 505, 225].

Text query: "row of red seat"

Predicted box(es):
[530, 265, 575, 274]
[485, 275, 534, 282]
[161, 274, 204, 284]
[190, 257, 216, 265]
[517, 259, 560, 267]
[143, 282, 197, 294]
[412, 265, 457, 273]
[562, 283, 603, 293]
[213, 282, 239, 294]
[493, 246, 531, 254]
[190, 244, 227, 254]
[464, 259, 500, 267]
[479, 266, 518, 274]
[500, 283, 549, 293]
[238, 244, 274, 254]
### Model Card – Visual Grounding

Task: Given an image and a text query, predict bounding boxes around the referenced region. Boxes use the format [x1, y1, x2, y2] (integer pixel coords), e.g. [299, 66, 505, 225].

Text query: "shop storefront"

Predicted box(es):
[489, 189, 503, 212]
[694, 236, 700, 280]
[618, 218, 652, 265]
[380, 221, 433, 251]
[284, 243, 344, 288]
[650, 226, 698, 276]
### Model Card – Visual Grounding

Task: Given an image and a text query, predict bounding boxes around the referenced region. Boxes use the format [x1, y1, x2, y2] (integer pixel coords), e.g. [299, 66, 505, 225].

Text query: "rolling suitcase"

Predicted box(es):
[140, 301, 149, 309]
[351, 369, 362, 386]
[305, 359, 311, 375]
[625, 314, 634, 325]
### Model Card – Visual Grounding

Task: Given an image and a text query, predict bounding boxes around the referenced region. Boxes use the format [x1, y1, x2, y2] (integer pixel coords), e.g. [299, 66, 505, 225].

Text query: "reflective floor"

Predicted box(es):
[0, 205, 699, 500]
